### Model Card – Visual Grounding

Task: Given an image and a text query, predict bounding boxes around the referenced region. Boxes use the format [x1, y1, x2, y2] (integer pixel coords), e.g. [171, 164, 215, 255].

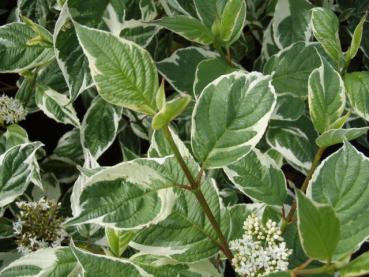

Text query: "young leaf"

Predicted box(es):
[154, 15, 214, 45]
[157, 47, 218, 95]
[308, 142, 369, 259]
[316, 127, 369, 148]
[0, 142, 43, 207]
[35, 85, 80, 127]
[218, 0, 246, 46]
[224, 148, 287, 206]
[344, 72, 369, 121]
[74, 23, 159, 115]
[152, 94, 192, 129]
[308, 56, 345, 133]
[106, 228, 136, 257]
[194, 0, 219, 28]
[0, 23, 54, 73]
[346, 13, 367, 64]
[191, 71, 276, 169]
[0, 247, 79, 277]
[296, 190, 340, 262]
[272, 0, 312, 49]
[311, 7, 343, 67]
[81, 97, 122, 159]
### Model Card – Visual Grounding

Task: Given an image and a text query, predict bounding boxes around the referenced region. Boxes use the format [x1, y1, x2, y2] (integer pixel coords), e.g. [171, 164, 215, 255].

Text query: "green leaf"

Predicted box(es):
[66, 157, 178, 229]
[296, 190, 340, 262]
[316, 127, 369, 148]
[0, 142, 43, 207]
[194, 57, 237, 98]
[308, 142, 369, 259]
[218, 0, 246, 46]
[154, 15, 214, 45]
[105, 228, 136, 257]
[311, 7, 343, 67]
[81, 97, 122, 159]
[340, 252, 369, 277]
[75, 24, 159, 115]
[265, 42, 321, 97]
[157, 47, 218, 95]
[152, 94, 192, 129]
[308, 56, 345, 133]
[54, 4, 93, 102]
[192, 71, 276, 168]
[272, 0, 312, 49]
[267, 120, 317, 173]
[70, 244, 141, 277]
[0, 247, 79, 277]
[346, 14, 367, 63]
[120, 25, 159, 47]
[0, 23, 54, 73]
[344, 72, 369, 121]
[224, 149, 287, 206]
[17, 0, 56, 28]
[35, 85, 80, 127]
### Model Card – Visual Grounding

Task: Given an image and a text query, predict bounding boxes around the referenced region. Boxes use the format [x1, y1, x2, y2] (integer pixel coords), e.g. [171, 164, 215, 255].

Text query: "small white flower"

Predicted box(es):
[230, 214, 292, 276]
[0, 95, 27, 125]
[12, 220, 23, 235]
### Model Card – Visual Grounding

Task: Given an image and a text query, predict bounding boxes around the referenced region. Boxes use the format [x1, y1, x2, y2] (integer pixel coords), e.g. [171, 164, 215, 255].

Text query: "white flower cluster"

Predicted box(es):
[230, 213, 292, 277]
[13, 198, 67, 255]
[0, 94, 26, 125]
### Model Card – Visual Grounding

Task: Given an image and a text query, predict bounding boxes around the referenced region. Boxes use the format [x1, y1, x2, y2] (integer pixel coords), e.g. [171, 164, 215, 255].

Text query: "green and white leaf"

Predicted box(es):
[307, 142, 369, 259]
[154, 15, 214, 45]
[296, 190, 340, 262]
[267, 125, 316, 173]
[340, 252, 369, 277]
[224, 148, 287, 206]
[316, 127, 369, 148]
[0, 23, 54, 73]
[71, 245, 144, 277]
[308, 56, 345, 133]
[0, 142, 43, 207]
[192, 71, 276, 168]
[54, 4, 93, 102]
[272, 0, 312, 49]
[81, 96, 121, 159]
[53, 128, 84, 164]
[35, 85, 80, 127]
[218, 0, 246, 46]
[265, 42, 321, 97]
[120, 23, 159, 48]
[0, 217, 14, 239]
[193, 57, 237, 98]
[157, 46, 218, 95]
[66, 157, 178, 230]
[344, 72, 369, 121]
[75, 24, 159, 115]
[130, 253, 221, 277]
[271, 93, 305, 121]
[0, 247, 79, 277]
[311, 7, 343, 67]
[346, 14, 367, 63]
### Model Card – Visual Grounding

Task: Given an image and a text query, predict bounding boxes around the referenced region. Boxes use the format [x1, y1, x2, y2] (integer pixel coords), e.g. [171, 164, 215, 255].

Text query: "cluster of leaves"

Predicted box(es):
[1, 0, 369, 276]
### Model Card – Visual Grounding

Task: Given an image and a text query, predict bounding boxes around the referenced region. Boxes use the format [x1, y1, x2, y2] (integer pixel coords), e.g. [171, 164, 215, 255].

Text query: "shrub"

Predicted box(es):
[0, 0, 369, 276]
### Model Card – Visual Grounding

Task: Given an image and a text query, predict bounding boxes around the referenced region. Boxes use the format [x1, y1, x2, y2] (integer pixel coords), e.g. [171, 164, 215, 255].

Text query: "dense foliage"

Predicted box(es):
[0, 0, 369, 276]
